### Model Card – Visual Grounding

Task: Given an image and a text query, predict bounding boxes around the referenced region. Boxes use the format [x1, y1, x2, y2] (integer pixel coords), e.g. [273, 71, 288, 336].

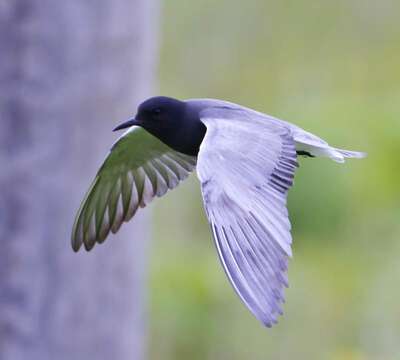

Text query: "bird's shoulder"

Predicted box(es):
[186, 98, 292, 130]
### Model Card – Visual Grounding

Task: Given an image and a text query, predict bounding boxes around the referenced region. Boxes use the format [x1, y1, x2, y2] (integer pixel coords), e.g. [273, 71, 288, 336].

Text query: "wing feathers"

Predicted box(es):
[160, 154, 190, 180]
[121, 171, 134, 216]
[124, 174, 139, 221]
[108, 178, 122, 231]
[111, 194, 125, 234]
[98, 207, 111, 243]
[197, 113, 297, 326]
[212, 223, 261, 315]
[229, 225, 281, 315]
[152, 158, 180, 189]
[72, 128, 196, 251]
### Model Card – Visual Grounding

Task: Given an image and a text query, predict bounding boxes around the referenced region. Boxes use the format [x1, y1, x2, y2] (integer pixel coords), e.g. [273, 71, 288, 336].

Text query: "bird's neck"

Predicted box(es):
[169, 110, 206, 156]
[144, 108, 205, 156]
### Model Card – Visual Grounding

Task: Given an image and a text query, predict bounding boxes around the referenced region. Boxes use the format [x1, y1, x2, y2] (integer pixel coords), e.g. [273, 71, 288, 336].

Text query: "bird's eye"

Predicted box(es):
[152, 108, 162, 115]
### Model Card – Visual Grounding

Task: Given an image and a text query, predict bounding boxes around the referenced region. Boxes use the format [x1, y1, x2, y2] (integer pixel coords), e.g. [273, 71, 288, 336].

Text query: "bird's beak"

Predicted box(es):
[113, 118, 139, 132]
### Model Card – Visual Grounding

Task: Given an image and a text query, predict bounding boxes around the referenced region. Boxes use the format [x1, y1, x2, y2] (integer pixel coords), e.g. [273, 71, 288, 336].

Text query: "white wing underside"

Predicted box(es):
[71, 127, 196, 251]
[196, 108, 298, 326]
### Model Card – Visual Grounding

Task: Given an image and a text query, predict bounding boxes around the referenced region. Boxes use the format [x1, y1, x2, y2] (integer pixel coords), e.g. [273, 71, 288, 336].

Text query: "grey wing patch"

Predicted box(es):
[197, 113, 298, 327]
[210, 212, 289, 327]
[267, 135, 298, 194]
[72, 128, 196, 252]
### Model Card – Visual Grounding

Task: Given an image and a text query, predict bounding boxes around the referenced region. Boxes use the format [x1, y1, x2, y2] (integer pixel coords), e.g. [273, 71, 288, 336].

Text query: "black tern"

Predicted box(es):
[72, 96, 365, 327]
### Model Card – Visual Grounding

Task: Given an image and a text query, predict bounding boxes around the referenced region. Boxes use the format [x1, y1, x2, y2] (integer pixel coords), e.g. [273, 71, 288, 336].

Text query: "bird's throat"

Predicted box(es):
[160, 120, 206, 156]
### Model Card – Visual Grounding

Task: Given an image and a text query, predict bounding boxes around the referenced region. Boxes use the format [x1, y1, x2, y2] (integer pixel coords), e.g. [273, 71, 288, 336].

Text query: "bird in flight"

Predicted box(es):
[71, 96, 365, 327]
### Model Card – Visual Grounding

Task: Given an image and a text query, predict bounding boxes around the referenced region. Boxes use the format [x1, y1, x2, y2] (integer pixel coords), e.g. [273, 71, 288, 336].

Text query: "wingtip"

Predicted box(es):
[83, 239, 96, 252]
[260, 314, 279, 328]
[71, 244, 81, 253]
[71, 235, 82, 252]
[71, 222, 83, 252]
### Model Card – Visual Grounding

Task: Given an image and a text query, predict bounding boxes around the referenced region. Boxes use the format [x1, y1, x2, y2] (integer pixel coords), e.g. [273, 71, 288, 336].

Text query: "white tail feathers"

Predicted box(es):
[334, 148, 367, 159]
[292, 127, 366, 163]
[294, 141, 367, 163]
[333, 148, 367, 162]
[316, 147, 367, 163]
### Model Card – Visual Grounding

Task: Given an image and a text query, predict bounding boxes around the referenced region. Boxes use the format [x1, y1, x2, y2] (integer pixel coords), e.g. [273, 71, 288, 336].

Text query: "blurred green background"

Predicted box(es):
[149, 1, 400, 359]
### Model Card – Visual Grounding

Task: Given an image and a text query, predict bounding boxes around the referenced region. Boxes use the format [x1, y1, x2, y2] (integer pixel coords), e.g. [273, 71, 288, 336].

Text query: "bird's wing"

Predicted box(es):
[71, 127, 196, 251]
[196, 108, 298, 327]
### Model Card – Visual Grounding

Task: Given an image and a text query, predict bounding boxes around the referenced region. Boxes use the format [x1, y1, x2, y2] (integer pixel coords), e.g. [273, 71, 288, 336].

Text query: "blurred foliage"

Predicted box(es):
[149, 1, 400, 359]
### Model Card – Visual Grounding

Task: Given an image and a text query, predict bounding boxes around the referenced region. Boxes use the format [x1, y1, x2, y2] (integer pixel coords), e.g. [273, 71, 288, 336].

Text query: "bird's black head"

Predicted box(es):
[136, 96, 186, 128]
[114, 96, 206, 156]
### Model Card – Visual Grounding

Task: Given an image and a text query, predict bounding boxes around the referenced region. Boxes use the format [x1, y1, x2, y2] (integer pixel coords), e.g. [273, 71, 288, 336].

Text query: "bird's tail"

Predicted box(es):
[327, 147, 367, 163]
[293, 127, 367, 163]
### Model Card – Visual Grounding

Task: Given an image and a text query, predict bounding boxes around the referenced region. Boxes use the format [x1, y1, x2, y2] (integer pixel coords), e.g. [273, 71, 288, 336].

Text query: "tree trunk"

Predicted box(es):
[0, 1, 159, 359]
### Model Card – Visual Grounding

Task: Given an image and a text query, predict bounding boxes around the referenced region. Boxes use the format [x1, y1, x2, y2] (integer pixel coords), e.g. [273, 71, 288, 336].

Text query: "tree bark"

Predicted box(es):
[0, 1, 159, 359]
